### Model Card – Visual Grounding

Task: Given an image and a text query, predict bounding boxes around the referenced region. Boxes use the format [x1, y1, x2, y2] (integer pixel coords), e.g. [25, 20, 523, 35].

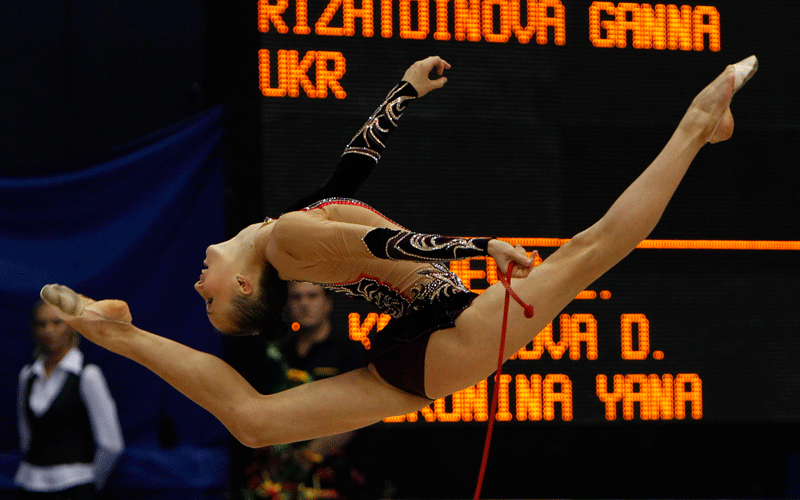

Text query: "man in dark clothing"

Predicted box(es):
[283, 282, 365, 381]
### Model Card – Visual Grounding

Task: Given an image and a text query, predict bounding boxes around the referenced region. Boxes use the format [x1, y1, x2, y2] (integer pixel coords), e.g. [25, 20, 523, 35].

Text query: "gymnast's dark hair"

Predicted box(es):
[229, 262, 288, 340]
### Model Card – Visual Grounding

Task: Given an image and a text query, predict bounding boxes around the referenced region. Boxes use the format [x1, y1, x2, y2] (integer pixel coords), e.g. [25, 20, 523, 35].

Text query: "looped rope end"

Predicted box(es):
[523, 304, 534, 318]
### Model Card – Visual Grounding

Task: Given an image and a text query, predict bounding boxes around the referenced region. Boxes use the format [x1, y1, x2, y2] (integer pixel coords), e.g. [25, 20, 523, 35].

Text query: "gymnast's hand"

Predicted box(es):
[488, 240, 537, 279]
[40, 284, 136, 350]
[403, 56, 451, 97]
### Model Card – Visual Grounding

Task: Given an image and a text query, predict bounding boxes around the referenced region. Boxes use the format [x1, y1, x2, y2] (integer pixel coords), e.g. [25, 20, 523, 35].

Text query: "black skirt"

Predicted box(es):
[367, 292, 478, 399]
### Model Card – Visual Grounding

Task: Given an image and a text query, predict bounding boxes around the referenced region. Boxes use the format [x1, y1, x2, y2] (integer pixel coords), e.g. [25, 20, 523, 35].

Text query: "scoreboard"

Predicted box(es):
[252, 0, 800, 496]
[257, 1, 723, 97]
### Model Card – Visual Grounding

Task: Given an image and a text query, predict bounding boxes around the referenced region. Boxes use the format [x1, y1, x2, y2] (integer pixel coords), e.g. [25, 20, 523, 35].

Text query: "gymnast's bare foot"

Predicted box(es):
[41, 284, 135, 350]
[681, 55, 758, 144]
[40, 284, 133, 325]
[681, 65, 735, 143]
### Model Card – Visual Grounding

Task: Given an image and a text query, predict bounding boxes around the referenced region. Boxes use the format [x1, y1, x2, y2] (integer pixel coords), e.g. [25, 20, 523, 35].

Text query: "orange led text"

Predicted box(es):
[385, 373, 573, 423]
[596, 373, 703, 420]
[589, 2, 720, 51]
[258, 0, 567, 45]
[259, 49, 347, 98]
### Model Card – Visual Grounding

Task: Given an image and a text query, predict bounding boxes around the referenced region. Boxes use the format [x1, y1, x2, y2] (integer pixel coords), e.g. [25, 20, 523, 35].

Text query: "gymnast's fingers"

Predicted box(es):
[428, 74, 448, 90]
[435, 57, 451, 75]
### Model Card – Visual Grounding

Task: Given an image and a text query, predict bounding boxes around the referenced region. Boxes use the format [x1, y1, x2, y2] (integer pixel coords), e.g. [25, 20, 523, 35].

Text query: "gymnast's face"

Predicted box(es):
[195, 223, 264, 333]
[195, 242, 240, 333]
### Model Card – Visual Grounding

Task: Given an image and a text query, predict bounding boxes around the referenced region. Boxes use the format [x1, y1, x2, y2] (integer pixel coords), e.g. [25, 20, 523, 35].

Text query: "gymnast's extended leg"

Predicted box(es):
[423, 63, 743, 399]
[38, 286, 433, 446]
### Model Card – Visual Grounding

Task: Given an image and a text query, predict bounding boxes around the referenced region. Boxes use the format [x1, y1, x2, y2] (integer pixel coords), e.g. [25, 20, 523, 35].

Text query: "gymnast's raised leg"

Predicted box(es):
[423, 61, 747, 399]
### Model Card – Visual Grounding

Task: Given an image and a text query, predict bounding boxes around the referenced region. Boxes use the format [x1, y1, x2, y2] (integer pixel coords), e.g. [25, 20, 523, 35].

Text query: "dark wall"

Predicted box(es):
[1, 1, 207, 174]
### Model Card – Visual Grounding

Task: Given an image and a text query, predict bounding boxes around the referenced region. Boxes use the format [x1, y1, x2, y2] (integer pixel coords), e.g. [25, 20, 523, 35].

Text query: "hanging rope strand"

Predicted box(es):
[473, 261, 534, 500]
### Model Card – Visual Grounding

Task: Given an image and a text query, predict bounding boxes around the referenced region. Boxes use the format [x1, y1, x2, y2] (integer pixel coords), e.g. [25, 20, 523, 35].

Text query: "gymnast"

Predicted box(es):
[40, 55, 757, 448]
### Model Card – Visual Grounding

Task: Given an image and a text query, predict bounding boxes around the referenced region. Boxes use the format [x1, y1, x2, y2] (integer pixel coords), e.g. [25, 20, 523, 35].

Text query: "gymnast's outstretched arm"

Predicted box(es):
[283, 56, 451, 213]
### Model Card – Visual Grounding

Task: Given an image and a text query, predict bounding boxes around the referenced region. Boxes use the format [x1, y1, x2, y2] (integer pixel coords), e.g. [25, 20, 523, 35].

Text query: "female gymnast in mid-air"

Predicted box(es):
[41, 55, 757, 448]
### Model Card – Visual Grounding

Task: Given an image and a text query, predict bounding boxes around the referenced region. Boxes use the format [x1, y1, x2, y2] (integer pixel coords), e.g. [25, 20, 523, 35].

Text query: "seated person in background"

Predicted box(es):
[16, 301, 124, 500]
[241, 283, 370, 499]
[283, 282, 365, 382]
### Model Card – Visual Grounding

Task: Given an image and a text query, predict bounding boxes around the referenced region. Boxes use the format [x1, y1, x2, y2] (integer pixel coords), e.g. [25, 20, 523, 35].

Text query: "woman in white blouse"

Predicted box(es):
[16, 301, 124, 500]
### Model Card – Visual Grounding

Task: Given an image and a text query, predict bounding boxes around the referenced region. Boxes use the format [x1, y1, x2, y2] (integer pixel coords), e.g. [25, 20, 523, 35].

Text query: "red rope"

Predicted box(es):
[473, 262, 534, 500]
[498, 264, 535, 319]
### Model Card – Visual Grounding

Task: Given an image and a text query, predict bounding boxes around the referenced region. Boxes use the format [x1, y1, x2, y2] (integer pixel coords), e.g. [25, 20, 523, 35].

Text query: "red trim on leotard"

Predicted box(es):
[301, 198, 408, 230]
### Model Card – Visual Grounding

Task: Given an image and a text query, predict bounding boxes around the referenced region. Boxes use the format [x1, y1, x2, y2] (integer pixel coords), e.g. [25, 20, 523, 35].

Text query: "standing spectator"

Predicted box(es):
[15, 300, 124, 500]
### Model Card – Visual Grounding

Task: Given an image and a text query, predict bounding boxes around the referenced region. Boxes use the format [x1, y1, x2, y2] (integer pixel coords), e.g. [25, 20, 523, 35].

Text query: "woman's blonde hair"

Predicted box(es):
[30, 299, 79, 359]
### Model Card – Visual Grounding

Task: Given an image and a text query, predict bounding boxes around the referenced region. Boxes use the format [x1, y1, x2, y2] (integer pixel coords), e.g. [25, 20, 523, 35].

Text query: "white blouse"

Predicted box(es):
[15, 348, 124, 492]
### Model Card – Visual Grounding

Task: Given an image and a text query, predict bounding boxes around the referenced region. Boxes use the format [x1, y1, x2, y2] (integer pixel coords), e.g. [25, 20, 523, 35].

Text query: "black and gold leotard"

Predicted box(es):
[270, 81, 490, 319]
[268, 81, 492, 398]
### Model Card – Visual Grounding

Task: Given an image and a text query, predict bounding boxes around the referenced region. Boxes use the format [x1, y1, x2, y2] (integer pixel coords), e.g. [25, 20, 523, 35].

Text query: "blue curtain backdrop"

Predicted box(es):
[0, 106, 230, 497]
